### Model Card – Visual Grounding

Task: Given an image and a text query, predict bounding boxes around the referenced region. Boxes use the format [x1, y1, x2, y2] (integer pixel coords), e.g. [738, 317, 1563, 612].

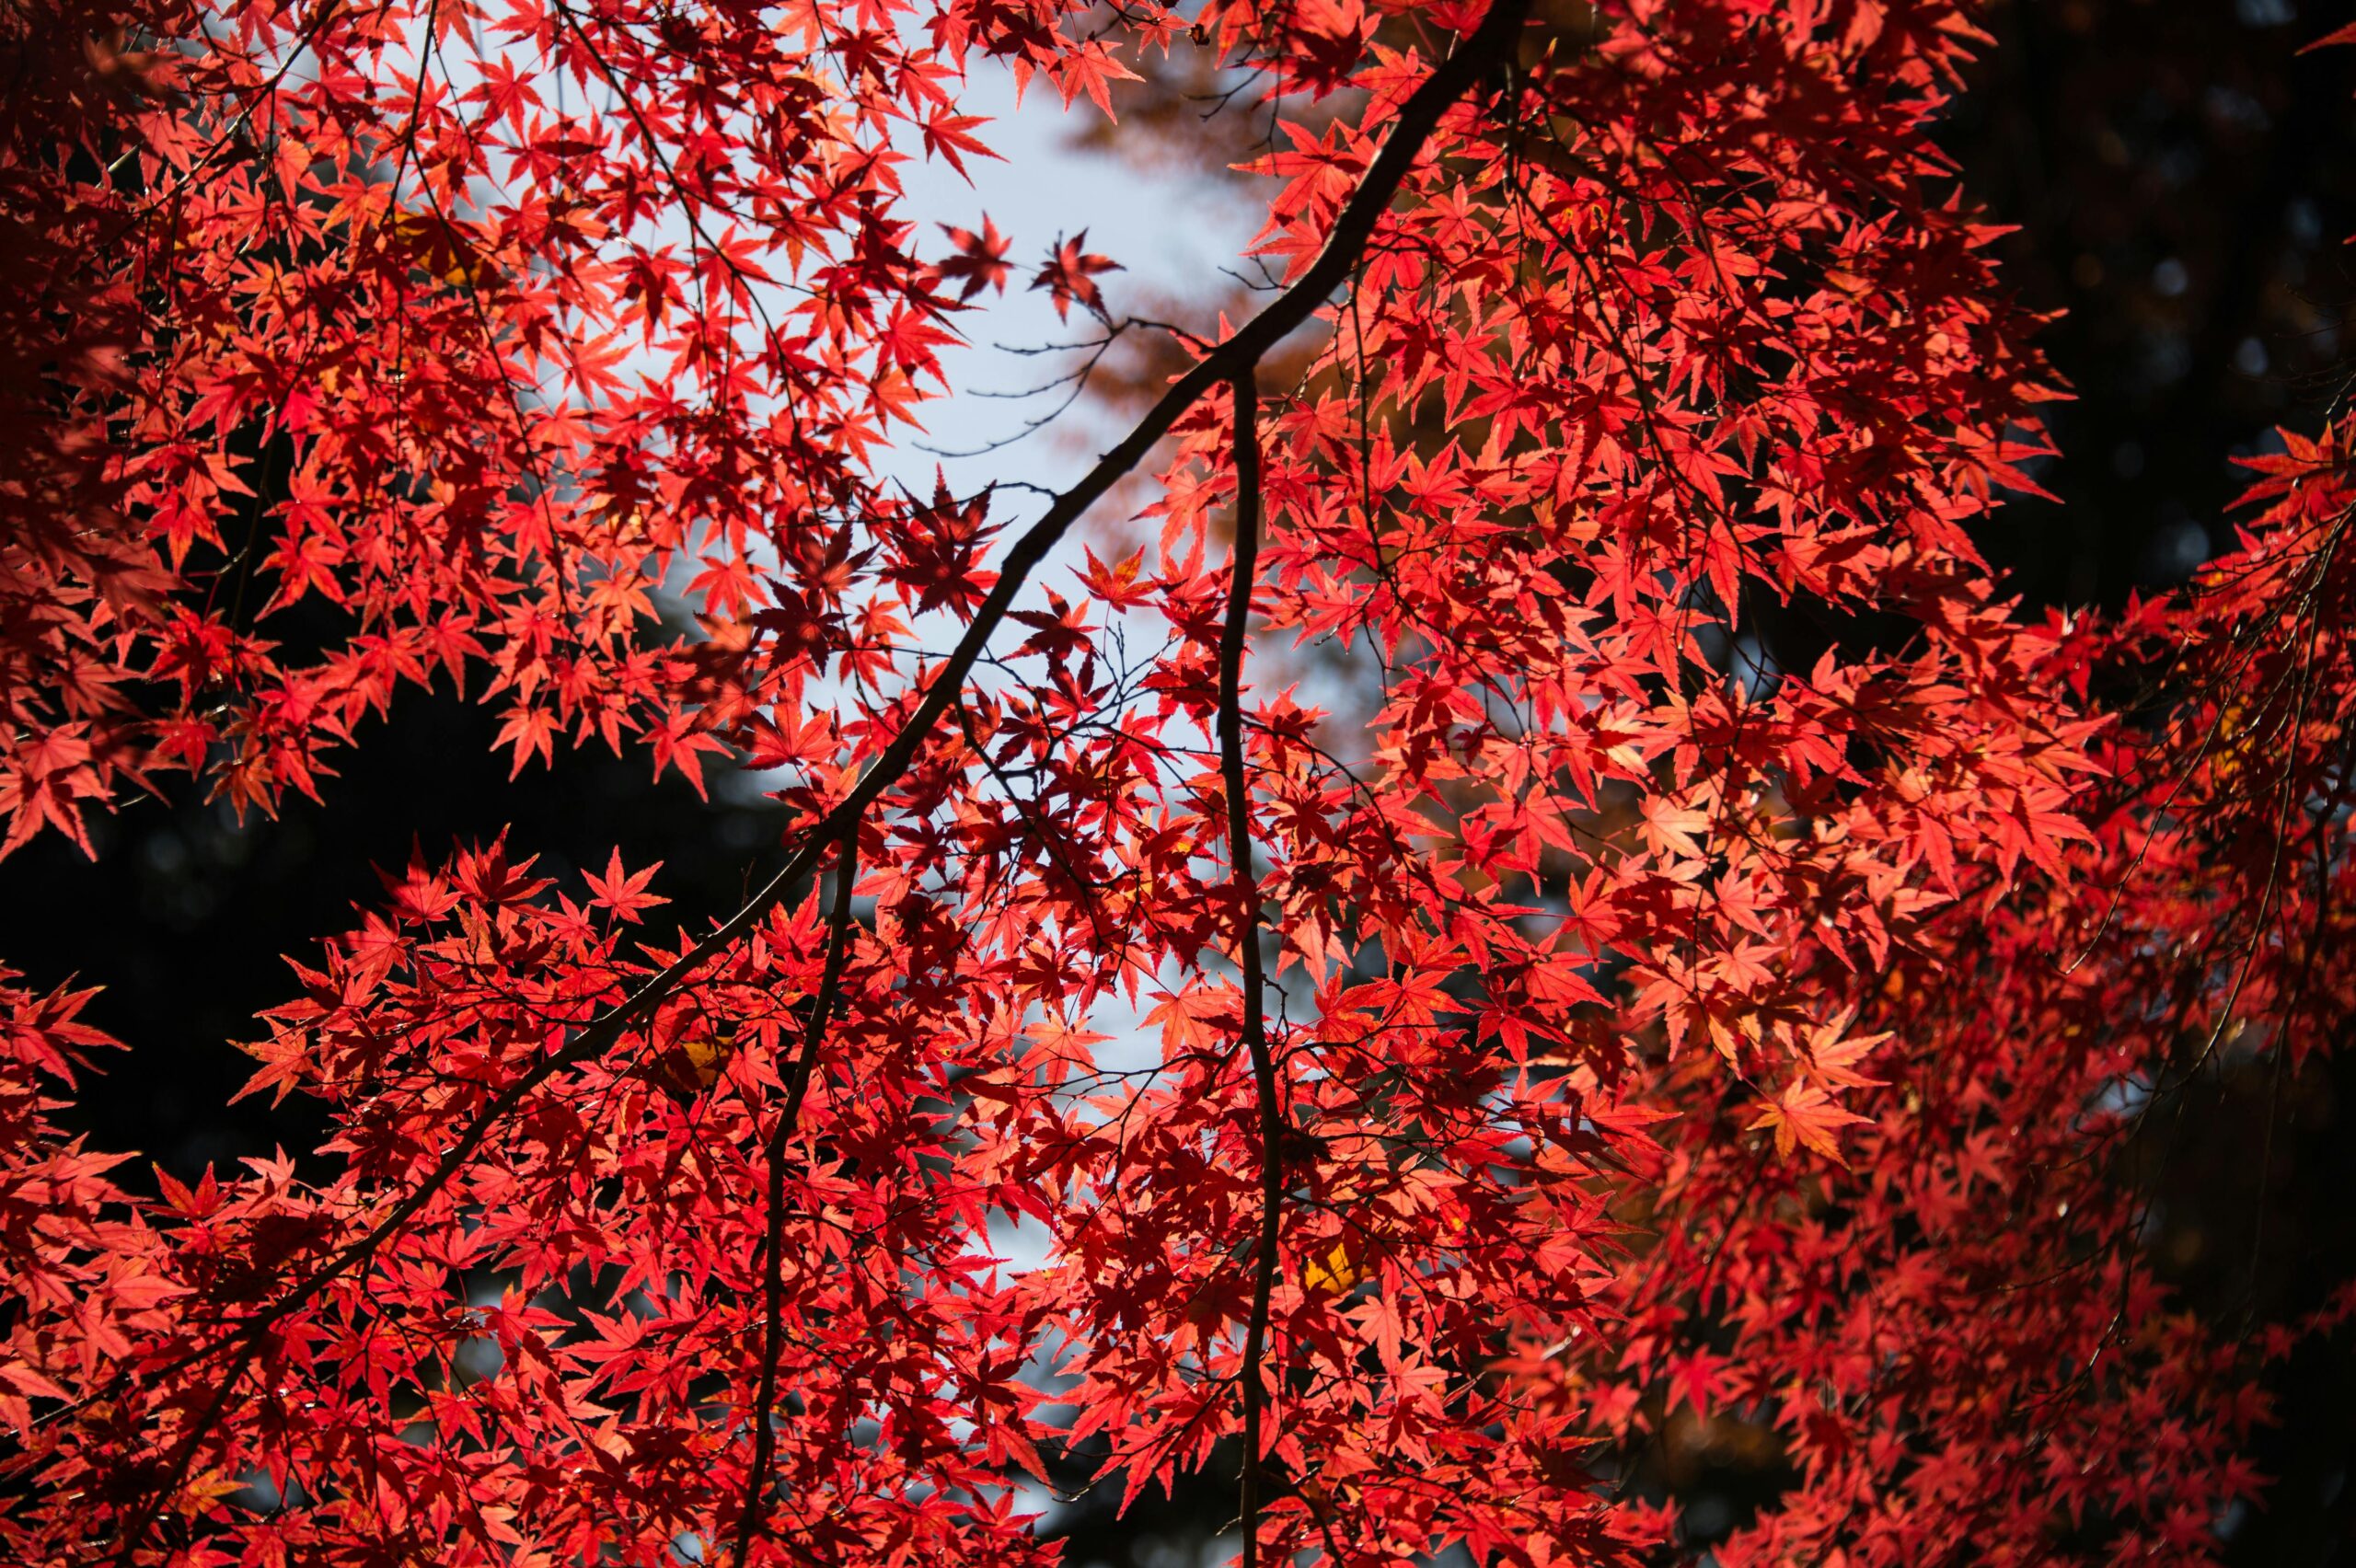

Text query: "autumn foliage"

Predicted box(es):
[2, 0, 2353, 1564]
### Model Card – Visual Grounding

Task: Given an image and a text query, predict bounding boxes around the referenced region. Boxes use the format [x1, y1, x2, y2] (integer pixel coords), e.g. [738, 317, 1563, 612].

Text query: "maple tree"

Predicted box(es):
[3, 0, 2354, 1563]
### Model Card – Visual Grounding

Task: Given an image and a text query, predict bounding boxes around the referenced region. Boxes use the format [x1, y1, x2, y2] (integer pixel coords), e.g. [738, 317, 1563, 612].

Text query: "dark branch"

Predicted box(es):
[1220, 368, 1284, 1568]
[734, 816, 862, 1566]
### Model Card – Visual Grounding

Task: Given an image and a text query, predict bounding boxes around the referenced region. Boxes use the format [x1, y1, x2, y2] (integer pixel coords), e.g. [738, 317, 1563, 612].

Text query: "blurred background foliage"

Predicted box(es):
[5, 0, 2354, 1562]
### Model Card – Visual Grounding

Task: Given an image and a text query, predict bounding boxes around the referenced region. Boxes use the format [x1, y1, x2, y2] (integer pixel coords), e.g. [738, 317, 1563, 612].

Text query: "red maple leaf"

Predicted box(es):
[1030, 229, 1121, 321]
[936, 215, 1013, 302]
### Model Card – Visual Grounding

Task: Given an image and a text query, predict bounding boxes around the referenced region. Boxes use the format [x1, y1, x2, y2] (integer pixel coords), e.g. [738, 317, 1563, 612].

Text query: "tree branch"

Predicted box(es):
[1219, 368, 1285, 1568]
[733, 815, 861, 1567]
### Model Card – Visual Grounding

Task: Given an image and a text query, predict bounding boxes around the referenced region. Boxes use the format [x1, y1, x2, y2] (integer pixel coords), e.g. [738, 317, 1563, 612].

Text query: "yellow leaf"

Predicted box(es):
[680, 1035, 733, 1090]
[384, 209, 493, 290]
[1301, 1235, 1368, 1295]
[651, 1032, 736, 1100]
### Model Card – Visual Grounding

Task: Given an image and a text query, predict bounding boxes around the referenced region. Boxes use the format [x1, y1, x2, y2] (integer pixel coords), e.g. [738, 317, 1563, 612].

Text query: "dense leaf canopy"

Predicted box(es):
[2, 0, 2352, 1564]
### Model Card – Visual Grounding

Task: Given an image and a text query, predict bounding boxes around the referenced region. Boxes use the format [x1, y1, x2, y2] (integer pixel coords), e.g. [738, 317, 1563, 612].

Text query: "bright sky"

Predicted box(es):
[883, 63, 1267, 503]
